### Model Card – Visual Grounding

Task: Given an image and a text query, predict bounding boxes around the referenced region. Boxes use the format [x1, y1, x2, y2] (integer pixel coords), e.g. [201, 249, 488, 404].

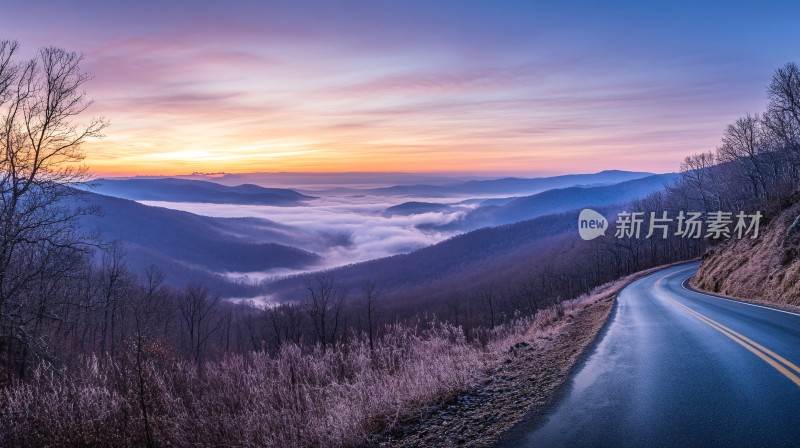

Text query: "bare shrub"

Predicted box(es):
[0, 268, 646, 447]
[0, 322, 483, 447]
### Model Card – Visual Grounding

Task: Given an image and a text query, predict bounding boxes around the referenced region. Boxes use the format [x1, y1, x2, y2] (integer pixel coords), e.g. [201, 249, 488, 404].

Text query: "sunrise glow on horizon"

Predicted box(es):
[3, 0, 798, 177]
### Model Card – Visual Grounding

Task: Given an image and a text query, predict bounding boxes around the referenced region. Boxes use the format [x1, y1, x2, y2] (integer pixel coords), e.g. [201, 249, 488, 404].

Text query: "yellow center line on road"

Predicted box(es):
[659, 273, 800, 377]
[654, 274, 800, 388]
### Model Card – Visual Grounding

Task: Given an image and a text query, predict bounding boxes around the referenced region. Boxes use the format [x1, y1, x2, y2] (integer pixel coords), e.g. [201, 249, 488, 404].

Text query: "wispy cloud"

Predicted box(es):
[1, 0, 796, 175]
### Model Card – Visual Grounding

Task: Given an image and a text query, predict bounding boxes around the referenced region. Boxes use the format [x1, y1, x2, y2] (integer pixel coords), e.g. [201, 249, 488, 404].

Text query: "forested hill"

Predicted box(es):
[88, 178, 315, 205]
[72, 190, 321, 291]
[439, 173, 677, 230]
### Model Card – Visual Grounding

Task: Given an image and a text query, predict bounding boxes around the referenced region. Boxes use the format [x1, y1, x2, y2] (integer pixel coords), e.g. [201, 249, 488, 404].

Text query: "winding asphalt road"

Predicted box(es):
[498, 262, 800, 447]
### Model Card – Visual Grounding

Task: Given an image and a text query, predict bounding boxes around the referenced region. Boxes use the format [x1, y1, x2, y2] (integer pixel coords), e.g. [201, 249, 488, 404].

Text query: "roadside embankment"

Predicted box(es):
[377, 262, 692, 447]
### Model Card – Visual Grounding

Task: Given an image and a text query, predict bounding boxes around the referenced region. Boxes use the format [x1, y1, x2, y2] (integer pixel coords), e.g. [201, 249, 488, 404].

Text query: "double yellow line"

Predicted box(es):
[654, 273, 800, 388]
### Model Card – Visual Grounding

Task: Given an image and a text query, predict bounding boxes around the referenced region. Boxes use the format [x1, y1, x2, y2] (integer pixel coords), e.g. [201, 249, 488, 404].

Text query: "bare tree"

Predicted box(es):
[764, 62, 800, 184]
[131, 266, 165, 448]
[767, 62, 800, 133]
[519, 274, 540, 316]
[179, 284, 221, 363]
[676, 151, 719, 210]
[480, 286, 495, 329]
[98, 244, 129, 358]
[0, 40, 107, 370]
[305, 274, 345, 347]
[361, 280, 378, 351]
[267, 305, 304, 349]
[717, 114, 768, 198]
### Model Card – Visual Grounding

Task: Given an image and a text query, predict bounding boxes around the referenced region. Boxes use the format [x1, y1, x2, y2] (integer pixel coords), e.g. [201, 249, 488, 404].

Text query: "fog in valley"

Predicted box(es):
[139, 193, 476, 278]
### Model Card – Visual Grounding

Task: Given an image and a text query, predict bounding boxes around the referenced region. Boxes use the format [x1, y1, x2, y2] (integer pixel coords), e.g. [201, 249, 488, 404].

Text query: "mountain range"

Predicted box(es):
[87, 178, 315, 205]
[441, 173, 678, 230]
[310, 170, 654, 197]
[71, 170, 675, 298]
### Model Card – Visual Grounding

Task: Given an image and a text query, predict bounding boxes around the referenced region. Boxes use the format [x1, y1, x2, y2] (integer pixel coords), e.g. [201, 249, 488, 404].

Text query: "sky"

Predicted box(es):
[2, 0, 798, 176]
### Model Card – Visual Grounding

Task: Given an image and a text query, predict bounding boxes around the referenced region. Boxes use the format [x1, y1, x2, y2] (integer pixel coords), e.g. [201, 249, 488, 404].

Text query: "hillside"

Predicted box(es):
[691, 194, 800, 309]
[265, 205, 617, 309]
[267, 210, 575, 300]
[441, 173, 677, 230]
[73, 190, 321, 288]
[88, 178, 315, 205]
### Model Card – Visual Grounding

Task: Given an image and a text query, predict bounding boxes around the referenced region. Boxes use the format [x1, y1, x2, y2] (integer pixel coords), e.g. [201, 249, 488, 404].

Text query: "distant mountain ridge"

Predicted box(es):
[384, 201, 455, 216]
[314, 170, 655, 197]
[438, 173, 678, 230]
[87, 178, 315, 205]
[98, 170, 655, 199]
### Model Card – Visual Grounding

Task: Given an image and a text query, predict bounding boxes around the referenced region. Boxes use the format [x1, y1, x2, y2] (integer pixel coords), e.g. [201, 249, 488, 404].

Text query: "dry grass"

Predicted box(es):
[0, 267, 674, 448]
[3, 324, 480, 447]
[692, 196, 800, 310]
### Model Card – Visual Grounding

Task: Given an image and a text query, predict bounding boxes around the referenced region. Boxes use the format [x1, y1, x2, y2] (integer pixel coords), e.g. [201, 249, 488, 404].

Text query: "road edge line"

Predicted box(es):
[680, 277, 800, 318]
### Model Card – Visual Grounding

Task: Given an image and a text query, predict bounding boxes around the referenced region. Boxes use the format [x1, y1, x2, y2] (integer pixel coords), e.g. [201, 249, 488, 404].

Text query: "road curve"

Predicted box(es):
[497, 262, 800, 447]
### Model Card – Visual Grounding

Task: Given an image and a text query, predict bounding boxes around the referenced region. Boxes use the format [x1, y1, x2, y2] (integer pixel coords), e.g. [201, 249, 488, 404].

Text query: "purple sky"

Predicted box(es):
[2, 0, 798, 175]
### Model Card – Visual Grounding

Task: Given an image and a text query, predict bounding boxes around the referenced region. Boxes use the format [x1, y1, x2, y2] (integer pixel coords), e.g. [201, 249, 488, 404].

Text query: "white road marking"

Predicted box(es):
[665, 265, 800, 318]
